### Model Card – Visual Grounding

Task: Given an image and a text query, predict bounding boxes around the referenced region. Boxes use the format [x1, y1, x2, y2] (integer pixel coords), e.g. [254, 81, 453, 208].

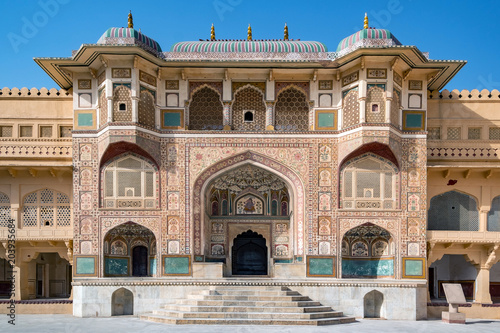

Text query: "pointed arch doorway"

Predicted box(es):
[232, 230, 268, 276]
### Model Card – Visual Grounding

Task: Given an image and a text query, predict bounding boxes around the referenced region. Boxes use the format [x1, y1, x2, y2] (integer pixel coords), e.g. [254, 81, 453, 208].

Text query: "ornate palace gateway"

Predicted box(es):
[0, 13, 499, 322]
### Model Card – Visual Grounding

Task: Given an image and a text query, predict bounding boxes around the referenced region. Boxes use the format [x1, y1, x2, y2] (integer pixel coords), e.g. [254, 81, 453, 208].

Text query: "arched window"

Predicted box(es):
[275, 87, 309, 132]
[341, 154, 398, 209]
[22, 189, 71, 227]
[0, 192, 11, 227]
[487, 196, 500, 231]
[428, 191, 479, 231]
[103, 155, 157, 209]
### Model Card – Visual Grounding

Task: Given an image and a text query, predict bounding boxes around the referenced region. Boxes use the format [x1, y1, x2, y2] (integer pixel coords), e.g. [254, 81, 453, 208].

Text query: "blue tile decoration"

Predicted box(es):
[150, 258, 157, 275]
[405, 259, 423, 276]
[76, 257, 95, 275]
[342, 258, 394, 277]
[163, 112, 181, 127]
[105, 257, 129, 276]
[308, 257, 334, 276]
[77, 113, 93, 127]
[405, 113, 423, 128]
[164, 256, 190, 275]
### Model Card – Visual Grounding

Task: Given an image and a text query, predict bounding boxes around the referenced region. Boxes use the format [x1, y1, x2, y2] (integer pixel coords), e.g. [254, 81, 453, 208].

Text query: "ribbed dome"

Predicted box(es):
[97, 27, 162, 53]
[171, 40, 327, 53]
[336, 28, 401, 53]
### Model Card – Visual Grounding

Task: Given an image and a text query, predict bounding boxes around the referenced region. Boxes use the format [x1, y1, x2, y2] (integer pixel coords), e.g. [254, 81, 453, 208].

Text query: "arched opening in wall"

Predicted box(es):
[232, 230, 268, 276]
[111, 288, 133, 316]
[365, 85, 385, 123]
[364, 290, 384, 318]
[0, 259, 11, 298]
[487, 196, 500, 231]
[189, 86, 223, 130]
[138, 87, 156, 128]
[112, 83, 132, 122]
[275, 86, 309, 132]
[21, 189, 71, 228]
[428, 191, 479, 231]
[231, 86, 266, 131]
[104, 222, 156, 277]
[342, 223, 394, 279]
[342, 87, 359, 129]
[429, 254, 478, 301]
[26, 252, 72, 299]
[491, 261, 500, 303]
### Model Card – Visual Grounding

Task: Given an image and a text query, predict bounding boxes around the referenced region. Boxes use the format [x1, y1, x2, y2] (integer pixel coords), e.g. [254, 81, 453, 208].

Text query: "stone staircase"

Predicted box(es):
[140, 285, 356, 325]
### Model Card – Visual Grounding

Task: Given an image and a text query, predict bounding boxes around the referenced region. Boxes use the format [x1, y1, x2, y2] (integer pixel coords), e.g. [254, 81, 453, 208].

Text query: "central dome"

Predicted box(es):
[97, 27, 162, 54]
[171, 40, 327, 53]
[336, 28, 401, 54]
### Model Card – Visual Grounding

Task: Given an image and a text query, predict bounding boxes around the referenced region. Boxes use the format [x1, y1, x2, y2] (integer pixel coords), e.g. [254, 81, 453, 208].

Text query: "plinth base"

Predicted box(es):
[442, 311, 466, 324]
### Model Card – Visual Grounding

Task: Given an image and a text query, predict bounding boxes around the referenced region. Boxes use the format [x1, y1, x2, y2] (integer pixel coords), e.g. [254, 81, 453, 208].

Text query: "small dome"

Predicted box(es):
[170, 40, 327, 53]
[336, 28, 401, 53]
[97, 27, 162, 54]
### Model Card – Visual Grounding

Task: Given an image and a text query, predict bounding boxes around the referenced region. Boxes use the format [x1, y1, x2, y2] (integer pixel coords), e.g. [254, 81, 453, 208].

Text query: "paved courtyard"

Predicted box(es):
[2, 315, 500, 333]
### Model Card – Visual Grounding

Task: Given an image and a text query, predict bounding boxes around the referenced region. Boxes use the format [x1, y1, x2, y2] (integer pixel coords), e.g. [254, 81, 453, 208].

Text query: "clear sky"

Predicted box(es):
[1, 0, 499, 91]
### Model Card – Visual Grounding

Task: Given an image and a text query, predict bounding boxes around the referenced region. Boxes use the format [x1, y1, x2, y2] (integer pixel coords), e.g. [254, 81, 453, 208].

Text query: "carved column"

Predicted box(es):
[479, 209, 489, 232]
[131, 97, 139, 123]
[476, 244, 499, 304]
[223, 101, 232, 130]
[265, 101, 275, 131]
[107, 97, 113, 123]
[358, 97, 366, 123]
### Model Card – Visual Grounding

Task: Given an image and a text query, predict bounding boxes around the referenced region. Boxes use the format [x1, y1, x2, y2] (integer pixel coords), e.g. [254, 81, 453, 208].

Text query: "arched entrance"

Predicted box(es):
[232, 230, 268, 275]
[111, 288, 133, 316]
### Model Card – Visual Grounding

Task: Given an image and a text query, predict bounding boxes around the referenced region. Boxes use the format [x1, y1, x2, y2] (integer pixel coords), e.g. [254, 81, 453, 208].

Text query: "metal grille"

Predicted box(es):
[357, 172, 380, 198]
[489, 127, 500, 140]
[22, 206, 37, 227]
[428, 191, 479, 231]
[57, 192, 70, 203]
[40, 206, 54, 226]
[105, 171, 114, 197]
[20, 126, 32, 137]
[275, 88, 309, 132]
[344, 171, 352, 197]
[487, 196, 500, 231]
[145, 172, 154, 197]
[40, 189, 53, 203]
[427, 127, 441, 140]
[468, 127, 481, 140]
[447, 127, 461, 140]
[57, 207, 71, 226]
[0, 126, 13, 137]
[117, 171, 142, 197]
[189, 87, 223, 130]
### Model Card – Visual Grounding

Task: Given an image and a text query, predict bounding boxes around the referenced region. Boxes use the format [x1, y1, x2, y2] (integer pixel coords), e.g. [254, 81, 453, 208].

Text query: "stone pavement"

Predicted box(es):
[2, 315, 500, 333]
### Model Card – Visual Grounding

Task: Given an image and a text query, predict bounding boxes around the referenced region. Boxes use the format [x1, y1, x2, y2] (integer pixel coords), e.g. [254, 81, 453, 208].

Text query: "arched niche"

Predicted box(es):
[111, 288, 133, 315]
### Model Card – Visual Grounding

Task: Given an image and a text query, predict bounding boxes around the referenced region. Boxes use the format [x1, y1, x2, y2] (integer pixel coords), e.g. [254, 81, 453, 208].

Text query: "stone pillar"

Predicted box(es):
[359, 68, 367, 124]
[386, 71, 394, 123]
[131, 97, 139, 123]
[264, 101, 275, 131]
[359, 97, 366, 123]
[107, 97, 113, 123]
[223, 101, 231, 130]
[479, 209, 489, 232]
[131, 67, 139, 123]
[475, 265, 492, 304]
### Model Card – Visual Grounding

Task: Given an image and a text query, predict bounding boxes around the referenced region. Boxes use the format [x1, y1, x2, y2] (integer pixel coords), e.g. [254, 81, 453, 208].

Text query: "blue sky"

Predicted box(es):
[1, 0, 499, 91]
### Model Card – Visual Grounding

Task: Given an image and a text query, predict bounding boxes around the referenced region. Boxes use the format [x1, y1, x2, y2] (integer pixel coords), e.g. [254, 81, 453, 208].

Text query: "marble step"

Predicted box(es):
[152, 309, 345, 319]
[208, 286, 291, 291]
[176, 299, 322, 307]
[164, 304, 335, 313]
[199, 289, 301, 296]
[187, 294, 311, 301]
[140, 314, 356, 326]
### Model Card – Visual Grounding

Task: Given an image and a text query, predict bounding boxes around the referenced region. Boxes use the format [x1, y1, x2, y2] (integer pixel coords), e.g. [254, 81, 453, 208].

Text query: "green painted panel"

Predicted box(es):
[76, 257, 95, 275]
[150, 258, 157, 275]
[105, 258, 128, 276]
[309, 257, 334, 276]
[405, 113, 423, 128]
[163, 112, 181, 127]
[164, 256, 190, 274]
[194, 255, 204, 262]
[405, 259, 423, 276]
[78, 113, 93, 127]
[318, 113, 334, 128]
[342, 258, 394, 277]
[275, 259, 293, 264]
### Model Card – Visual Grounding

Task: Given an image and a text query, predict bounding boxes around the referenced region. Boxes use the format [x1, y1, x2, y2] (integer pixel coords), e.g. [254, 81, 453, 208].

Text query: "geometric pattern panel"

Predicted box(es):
[275, 87, 309, 132]
[189, 87, 223, 130]
[428, 191, 479, 231]
[99, 88, 107, 127]
[231, 86, 266, 131]
[391, 89, 400, 127]
[138, 88, 156, 128]
[342, 88, 359, 129]
[366, 86, 385, 123]
[113, 85, 132, 122]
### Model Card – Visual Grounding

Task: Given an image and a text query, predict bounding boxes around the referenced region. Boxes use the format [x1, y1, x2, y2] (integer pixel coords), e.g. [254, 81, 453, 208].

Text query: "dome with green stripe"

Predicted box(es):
[97, 28, 162, 53]
[171, 40, 327, 53]
[337, 28, 401, 52]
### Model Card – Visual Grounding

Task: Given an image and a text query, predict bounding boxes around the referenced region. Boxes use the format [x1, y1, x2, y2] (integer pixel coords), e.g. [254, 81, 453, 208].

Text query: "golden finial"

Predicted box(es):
[211, 23, 215, 41]
[128, 10, 133, 29]
[247, 24, 252, 41]
[284, 23, 289, 40]
[363, 12, 368, 29]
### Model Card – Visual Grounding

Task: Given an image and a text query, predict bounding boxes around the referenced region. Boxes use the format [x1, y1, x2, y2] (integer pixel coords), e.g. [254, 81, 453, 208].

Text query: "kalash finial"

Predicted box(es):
[364, 12, 368, 29]
[284, 23, 289, 40]
[211, 23, 215, 41]
[247, 24, 252, 41]
[128, 10, 133, 28]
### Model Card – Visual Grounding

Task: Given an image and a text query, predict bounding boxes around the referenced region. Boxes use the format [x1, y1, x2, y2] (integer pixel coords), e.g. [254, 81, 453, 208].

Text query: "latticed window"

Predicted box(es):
[275, 87, 309, 132]
[428, 191, 479, 231]
[22, 189, 71, 227]
[341, 154, 398, 209]
[103, 155, 157, 209]
[189, 87, 223, 130]
[0, 192, 11, 227]
[487, 196, 500, 231]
